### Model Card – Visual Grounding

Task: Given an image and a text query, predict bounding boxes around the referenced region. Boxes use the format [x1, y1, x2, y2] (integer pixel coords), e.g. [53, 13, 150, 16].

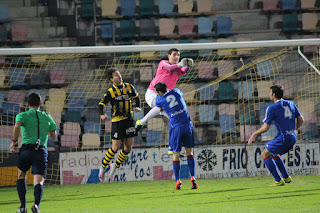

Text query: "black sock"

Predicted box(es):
[34, 184, 44, 207]
[17, 179, 27, 208]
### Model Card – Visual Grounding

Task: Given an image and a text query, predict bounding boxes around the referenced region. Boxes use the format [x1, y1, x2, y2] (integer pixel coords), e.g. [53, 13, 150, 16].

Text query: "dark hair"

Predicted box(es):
[106, 67, 119, 81]
[154, 82, 167, 93]
[168, 48, 180, 55]
[28, 93, 41, 107]
[270, 85, 284, 99]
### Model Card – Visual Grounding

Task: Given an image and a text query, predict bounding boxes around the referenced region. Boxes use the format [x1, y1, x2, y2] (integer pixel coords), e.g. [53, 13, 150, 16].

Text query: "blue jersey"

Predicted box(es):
[263, 99, 301, 137]
[156, 88, 191, 128]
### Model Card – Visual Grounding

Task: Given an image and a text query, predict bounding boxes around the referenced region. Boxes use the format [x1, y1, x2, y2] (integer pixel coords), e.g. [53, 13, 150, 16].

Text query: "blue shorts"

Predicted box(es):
[265, 134, 296, 156]
[169, 122, 195, 153]
[18, 145, 48, 177]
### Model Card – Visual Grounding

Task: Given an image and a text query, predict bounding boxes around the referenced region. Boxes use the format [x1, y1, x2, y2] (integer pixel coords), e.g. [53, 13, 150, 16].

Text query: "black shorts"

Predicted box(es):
[18, 145, 48, 177]
[111, 119, 137, 140]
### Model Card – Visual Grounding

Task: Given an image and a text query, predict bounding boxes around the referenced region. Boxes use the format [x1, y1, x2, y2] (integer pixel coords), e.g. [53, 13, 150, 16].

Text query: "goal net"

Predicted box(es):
[0, 39, 319, 186]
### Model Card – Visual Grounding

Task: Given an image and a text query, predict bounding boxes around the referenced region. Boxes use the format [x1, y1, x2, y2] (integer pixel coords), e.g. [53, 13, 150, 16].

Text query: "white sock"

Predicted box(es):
[140, 107, 161, 125]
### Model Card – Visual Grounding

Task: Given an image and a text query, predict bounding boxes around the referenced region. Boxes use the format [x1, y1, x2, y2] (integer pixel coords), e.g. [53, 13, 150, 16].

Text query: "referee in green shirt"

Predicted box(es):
[9, 93, 56, 213]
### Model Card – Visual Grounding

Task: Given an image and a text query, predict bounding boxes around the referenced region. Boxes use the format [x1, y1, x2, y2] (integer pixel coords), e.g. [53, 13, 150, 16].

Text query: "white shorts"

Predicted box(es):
[145, 89, 157, 108]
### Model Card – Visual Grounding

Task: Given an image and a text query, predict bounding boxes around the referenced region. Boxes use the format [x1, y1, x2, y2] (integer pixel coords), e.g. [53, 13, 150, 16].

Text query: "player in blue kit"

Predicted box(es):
[154, 82, 198, 190]
[248, 85, 304, 186]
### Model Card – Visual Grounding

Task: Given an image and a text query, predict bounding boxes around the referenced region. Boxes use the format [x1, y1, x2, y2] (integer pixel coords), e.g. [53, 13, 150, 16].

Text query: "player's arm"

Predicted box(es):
[9, 121, 22, 152]
[48, 114, 57, 139]
[248, 123, 270, 145]
[296, 115, 304, 130]
[130, 84, 141, 112]
[98, 91, 111, 120]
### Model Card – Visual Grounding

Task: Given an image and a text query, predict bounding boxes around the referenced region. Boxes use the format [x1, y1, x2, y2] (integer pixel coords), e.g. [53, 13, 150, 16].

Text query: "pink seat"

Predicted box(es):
[197, 61, 215, 79]
[302, 13, 318, 31]
[7, 90, 25, 106]
[302, 35, 318, 53]
[178, 18, 194, 35]
[301, 0, 316, 9]
[240, 125, 257, 142]
[218, 60, 234, 78]
[50, 66, 67, 84]
[263, 0, 279, 11]
[187, 105, 196, 121]
[12, 24, 28, 42]
[60, 135, 79, 147]
[300, 111, 317, 123]
[218, 104, 235, 115]
[63, 122, 81, 136]
[0, 125, 14, 138]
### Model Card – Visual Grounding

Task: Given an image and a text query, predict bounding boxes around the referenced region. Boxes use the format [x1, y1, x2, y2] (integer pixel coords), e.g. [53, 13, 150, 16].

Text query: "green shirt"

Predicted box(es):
[16, 109, 57, 147]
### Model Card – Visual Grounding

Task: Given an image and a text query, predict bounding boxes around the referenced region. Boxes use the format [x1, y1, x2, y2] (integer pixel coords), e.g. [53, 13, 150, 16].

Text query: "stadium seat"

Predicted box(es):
[301, 0, 316, 9]
[178, 0, 194, 14]
[219, 114, 236, 133]
[302, 35, 317, 53]
[84, 121, 101, 134]
[139, 41, 156, 58]
[139, 19, 156, 38]
[263, 0, 279, 11]
[282, 14, 298, 33]
[84, 108, 100, 122]
[101, 20, 116, 40]
[30, 69, 48, 85]
[217, 38, 233, 56]
[82, 133, 101, 148]
[9, 68, 26, 86]
[0, 25, 7, 45]
[178, 18, 194, 35]
[121, 0, 136, 17]
[261, 124, 277, 141]
[197, 0, 213, 13]
[257, 80, 273, 98]
[147, 118, 165, 131]
[218, 81, 234, 100]
[158, 0, 175, 15]
[300, 110, 317, 123]
[240, 125, 257, 142]
[133, 110, 144, 121]
[176, 83, 196, 102]
[199, 83, 215, 101]
[178, 40, 195, 58]
[256, 60, 274, 77]
[101, 0, 118, 17]
[159, 18, 175, 36]
[197, 39, 213, 56]
[216, 16, 232, 35]
[0, 137, 11, 150]
[236, 38, 252, 55]
[197, 61, 215, 79]
[139, 63, 154, 82]
[80, 0, 95, 19]
[282, 0, 297, 11]
[302, 13, 318, 31]
[139, 0, 155, 16]
[240, 112, 257, 125]
[146, 130, 162, 147]
[218, 60, 234, 78]
[238, 81, 255, 99]
[187, 105, 196, 121]
[7, 90, 25, 106]
[48, 88, 66, 103]
[63, 122, 81, 136]
[198, 17, 214, 36]
[0, 3, 9, 22]
[0, 125, 14, 138]
[60, 134, 79, 148]
[218, 104, 235, 115]
[2, 102, 20, 115]
[199, 104, 216, 123]
[120, 20, 136, 39]
[11, 24, 28, 42]
[68, 87, 86, 112]
[50, 66, 67, 85]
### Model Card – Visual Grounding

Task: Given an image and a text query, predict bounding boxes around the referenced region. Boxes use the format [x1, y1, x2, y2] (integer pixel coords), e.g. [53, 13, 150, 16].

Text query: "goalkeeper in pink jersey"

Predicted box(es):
[135, 48, 194, 153]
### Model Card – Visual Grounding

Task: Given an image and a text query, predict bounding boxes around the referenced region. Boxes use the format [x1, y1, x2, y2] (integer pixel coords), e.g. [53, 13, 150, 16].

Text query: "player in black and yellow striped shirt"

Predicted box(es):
[98, 67, 141, 181]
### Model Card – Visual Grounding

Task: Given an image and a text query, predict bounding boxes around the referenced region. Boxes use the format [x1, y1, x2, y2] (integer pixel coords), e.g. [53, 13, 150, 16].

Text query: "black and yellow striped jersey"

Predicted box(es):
[99, 83, 140, 122]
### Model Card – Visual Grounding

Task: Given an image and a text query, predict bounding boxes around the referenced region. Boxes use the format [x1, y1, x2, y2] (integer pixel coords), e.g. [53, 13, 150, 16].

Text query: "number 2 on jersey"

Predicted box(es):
[284, 106, 292, 119]
[166, 95, 178, 108]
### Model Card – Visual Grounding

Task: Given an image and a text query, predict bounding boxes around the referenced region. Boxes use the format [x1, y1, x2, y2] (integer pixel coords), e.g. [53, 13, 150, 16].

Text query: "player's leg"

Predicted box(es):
[170, 126, 182, 190]
[261, 147, 284, 186]
[184, 124, 197, 189]
[136, 90, 159, 129]
[173, 152, 182, 190]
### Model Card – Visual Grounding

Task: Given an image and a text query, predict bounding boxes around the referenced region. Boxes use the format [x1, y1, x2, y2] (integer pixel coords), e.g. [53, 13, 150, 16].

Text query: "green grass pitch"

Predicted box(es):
[1, 175, 319, 212]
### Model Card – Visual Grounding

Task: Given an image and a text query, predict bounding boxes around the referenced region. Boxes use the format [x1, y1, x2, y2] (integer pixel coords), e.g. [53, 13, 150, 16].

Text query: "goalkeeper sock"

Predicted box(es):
[264, 157, 281, 182]
[102, 148, 116, 168]
[187, 155, 195, 177]
[17, 179, 27, 208]
[34, 184, 43, 207]
[173, 161, 181, 182]
[115, 150, 129, 168]
[140, 107, 161, 125]
[273, 155, 289, 179]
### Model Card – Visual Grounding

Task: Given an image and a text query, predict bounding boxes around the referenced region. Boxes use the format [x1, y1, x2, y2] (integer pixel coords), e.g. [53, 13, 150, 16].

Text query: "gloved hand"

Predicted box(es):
[187, 58, 194, 67]
[177, 58, 188, 67]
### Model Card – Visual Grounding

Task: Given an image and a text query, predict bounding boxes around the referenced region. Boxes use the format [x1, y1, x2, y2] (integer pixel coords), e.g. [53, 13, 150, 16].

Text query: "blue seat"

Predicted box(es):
[81, 0, 95, 19]
[238, 81, 255, 99]
[0, 137, 11, 150]
[198, 17, 213, 35]
[257, 60, 274, 77]
[282, 14, 298, 33]
[199, 104, 216, 123]
[121, 0, 136, 17]
[139, 0, 155, 16]
[218, 82, 234, 100]
[68, 88, 86, 113]
[217, 16, 232, 35]
[101, 20, 116, 40]
[199, 83, 215, 101]
[64, 111, 82, 123]
[0, 3, 9, 22]
[9, 68, 27, 86]
[2, 102, 20, 115]
[282, 0, 297, 10]
[146, 130, 162, 147]
[219, 114, 236, 133]
[158, 0, 175, 15]
[84, 121, 101, 134]
[120, 20, 136, 39]
[30, 69, 48, 85]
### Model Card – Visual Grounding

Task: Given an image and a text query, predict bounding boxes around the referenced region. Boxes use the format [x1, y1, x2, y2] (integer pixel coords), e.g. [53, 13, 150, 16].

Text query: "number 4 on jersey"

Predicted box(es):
[284, 106, 292, 119]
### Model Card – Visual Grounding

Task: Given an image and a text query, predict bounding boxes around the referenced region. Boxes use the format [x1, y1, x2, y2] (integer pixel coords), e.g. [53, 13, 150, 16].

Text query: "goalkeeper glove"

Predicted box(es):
[177, 58, 188, 67]
[186, 58, 194, 67]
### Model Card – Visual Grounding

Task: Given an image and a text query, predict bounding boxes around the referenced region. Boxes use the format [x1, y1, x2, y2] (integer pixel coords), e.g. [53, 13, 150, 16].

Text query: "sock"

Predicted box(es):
[17, 179, 27, 208]
[187, 155, 195, 177]
[115, 150, 129, 168]
[102, 148, 116, 168]
[173, 161, 181, 182]
[273, 155, 289, 178]
[140, 107, 161, 125]
[34, 184, 43, 207]
[264, 157, 281, 182]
